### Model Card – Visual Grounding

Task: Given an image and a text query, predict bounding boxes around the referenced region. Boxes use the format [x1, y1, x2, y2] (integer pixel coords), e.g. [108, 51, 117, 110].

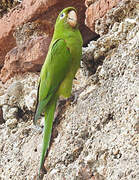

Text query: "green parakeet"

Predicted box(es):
[34, 7, 83, 177]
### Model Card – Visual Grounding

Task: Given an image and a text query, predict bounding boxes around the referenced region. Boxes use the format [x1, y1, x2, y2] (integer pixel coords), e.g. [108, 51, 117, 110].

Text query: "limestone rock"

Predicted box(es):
[1, 81, 23, 107]
[0, 0, 139, 179]
[0, 73, 39, 126]
[2, 106, 18, 121]
[25, 89, 37, 111]
[5, 118, 18, 129]
[82, 0, 138, 74]
[95, 0, 139, 35]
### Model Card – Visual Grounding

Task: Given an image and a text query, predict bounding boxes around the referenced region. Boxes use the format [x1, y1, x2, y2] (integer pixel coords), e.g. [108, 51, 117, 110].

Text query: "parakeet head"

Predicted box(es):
[55, 7, 78, 29]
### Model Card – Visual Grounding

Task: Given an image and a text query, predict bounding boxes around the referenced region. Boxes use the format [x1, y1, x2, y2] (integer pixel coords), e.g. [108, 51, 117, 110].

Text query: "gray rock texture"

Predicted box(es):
[0, 0, 139, 180]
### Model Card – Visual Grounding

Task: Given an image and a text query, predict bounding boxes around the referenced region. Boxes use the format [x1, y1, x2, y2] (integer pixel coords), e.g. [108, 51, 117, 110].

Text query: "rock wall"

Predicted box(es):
[0, 0, 98, 82]
[85, 0, 122, 31]
[0, 0, 139, 180]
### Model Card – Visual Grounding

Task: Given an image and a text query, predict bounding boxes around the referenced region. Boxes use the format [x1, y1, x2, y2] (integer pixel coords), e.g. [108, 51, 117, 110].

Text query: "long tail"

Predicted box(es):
[38, 95, 58, 178]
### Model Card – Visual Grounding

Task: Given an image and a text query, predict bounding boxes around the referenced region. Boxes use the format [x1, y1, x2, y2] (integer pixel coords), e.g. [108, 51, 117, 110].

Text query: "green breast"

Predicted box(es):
[57, 31, 83, 98]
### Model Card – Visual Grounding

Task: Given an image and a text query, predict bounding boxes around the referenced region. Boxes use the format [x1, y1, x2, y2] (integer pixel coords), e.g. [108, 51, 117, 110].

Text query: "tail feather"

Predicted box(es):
[34, 93, 54, 125]
[38, 95, 58, 177]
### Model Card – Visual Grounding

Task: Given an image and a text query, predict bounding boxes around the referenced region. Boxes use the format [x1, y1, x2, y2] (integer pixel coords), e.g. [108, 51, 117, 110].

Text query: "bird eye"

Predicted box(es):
[60, 12, 65, 19]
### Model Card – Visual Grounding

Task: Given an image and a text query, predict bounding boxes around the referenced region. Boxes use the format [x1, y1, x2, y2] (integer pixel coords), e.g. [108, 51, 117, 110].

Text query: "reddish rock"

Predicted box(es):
[0, 0, 97, 65]
[0, 0, 56, 67]
[0, 36, 51, 82]
[108, 0, 121, 9]
[0, 0, 98, 82]
[85, 0, 122, 31]
[99, 0, 109, 16]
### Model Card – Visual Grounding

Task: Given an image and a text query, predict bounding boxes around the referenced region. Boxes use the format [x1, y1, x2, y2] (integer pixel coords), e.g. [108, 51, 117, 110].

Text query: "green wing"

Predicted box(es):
[34, 39, 72, 124]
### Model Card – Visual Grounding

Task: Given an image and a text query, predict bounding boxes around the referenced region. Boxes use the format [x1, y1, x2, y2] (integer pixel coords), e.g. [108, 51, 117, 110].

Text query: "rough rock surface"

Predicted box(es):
[0, 35, 51, 82]
[85, 0, 122, 31]
[0, 0, 139, 180]
[0, 0, 97, 69]
[0, 0, 20, 18]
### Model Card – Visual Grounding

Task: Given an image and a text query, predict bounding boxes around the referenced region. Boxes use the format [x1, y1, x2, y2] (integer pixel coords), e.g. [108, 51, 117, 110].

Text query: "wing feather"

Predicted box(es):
[34, 39, 71, 124]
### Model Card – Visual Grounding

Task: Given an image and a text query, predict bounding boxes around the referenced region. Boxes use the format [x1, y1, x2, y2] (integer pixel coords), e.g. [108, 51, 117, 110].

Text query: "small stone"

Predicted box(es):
[99, 67, 106, 77]
[135, 96, 139, 108]
[112, 148, 120, 156]
[0, 95, 8, 106]
[6, 118, 18, 129]
[2, 106, 18, 121]
[118, 22, 124, 33]
[112, 22, 119, 32]
[25, 89, 37, 111]
[6, 81, 23, 98]
[134, 122, 139, 133]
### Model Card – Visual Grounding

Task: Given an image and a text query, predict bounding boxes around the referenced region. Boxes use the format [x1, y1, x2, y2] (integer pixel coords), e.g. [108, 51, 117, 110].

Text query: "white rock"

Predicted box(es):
[6, 118, 18, 129]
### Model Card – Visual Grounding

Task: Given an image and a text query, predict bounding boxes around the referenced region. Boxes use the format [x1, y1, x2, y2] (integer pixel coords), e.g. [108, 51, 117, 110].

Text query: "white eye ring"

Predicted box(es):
[60, 12, 65, 19]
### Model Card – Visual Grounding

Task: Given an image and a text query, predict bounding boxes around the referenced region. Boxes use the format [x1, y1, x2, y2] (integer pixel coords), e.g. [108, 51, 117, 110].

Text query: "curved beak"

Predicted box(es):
[67, 10, 77, 28]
